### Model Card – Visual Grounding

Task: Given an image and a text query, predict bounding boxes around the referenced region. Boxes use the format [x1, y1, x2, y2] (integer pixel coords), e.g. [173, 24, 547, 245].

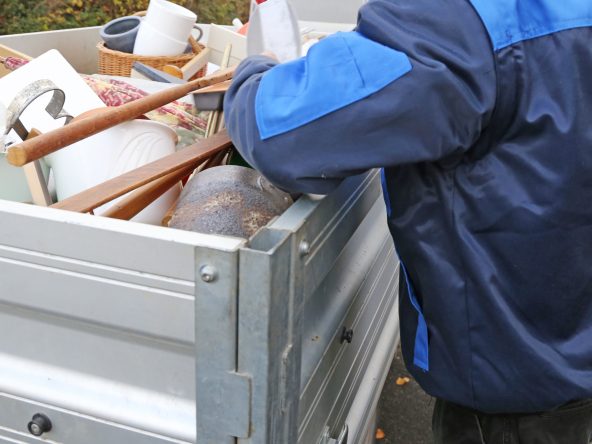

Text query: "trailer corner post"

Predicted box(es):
[195, 242, 251, 443]
[238, 227, 302, 444]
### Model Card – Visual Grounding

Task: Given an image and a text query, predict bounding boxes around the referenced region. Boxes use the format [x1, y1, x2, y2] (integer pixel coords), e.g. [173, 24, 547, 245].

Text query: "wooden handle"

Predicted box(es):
[100, 161, 196, 221]
[102, 145, 230, 222]
[197, 65, 236, 87]
[6, 65, 238, 167]
[50, 130, 232, 214]
[192, 81, 232, 95]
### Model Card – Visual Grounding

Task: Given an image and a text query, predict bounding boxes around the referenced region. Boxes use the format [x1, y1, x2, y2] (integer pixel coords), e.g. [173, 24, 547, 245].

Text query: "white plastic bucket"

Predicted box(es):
[144, 0, 197, 42]
[45, 119, 180, 225]
[133, 20, 188, 56]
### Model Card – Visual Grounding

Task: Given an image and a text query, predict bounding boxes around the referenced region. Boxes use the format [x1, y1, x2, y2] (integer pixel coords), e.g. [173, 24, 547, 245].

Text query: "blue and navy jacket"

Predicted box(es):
[225, 0, 592, 413]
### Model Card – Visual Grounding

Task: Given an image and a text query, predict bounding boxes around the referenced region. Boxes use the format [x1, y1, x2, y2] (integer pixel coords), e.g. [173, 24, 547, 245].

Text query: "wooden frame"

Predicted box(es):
[0, 43, 33, 79]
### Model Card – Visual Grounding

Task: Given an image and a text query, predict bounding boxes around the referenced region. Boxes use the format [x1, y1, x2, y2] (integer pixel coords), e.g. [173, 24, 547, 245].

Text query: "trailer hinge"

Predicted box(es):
[197, 371, 251, 439]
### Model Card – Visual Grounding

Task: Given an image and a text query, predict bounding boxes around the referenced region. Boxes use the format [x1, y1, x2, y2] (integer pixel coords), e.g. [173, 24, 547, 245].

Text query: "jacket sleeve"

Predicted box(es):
[224, 0, 497, 194]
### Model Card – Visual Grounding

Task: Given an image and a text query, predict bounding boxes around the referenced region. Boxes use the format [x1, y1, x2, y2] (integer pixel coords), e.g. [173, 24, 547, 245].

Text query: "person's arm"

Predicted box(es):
[225, 0, 497, 194]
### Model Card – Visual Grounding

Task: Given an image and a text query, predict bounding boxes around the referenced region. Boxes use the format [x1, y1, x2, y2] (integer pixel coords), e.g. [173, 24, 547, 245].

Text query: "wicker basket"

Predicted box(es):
[97, 36, 207, 81]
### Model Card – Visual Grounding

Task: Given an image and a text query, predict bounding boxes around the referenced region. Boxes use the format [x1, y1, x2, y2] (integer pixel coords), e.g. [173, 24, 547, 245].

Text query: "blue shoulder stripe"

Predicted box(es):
[468, 0, 592, 51]
[255, 31, 412, 140]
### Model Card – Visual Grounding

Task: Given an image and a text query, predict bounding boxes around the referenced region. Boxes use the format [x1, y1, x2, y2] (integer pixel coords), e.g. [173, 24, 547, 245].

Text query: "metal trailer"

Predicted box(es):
[0, 19, 400, 444]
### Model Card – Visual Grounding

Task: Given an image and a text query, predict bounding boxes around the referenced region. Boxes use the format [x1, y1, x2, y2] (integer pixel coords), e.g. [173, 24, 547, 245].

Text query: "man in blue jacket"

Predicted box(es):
[225, 0, 592, 441]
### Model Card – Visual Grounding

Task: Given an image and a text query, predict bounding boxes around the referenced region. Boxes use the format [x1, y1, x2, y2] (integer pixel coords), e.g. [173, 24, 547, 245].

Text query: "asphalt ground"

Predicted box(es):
[377, 345, 434, 444]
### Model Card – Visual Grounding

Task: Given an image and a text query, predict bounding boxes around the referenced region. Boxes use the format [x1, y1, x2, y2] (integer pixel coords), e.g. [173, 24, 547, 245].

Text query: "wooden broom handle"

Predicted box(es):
[103, 144, 230, 221]
[100, 161, 197, 221]
[50, 130, 232, 214]
[5, 65, 237, 167]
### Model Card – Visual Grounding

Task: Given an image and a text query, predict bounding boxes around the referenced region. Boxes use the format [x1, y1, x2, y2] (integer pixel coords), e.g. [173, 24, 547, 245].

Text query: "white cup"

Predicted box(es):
[133, 20, 188, 56]
[145, 0, 197, 42]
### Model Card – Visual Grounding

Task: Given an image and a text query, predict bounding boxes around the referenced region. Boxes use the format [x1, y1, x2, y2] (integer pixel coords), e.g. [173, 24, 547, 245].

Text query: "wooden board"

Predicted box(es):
[181, 47, 211, 81]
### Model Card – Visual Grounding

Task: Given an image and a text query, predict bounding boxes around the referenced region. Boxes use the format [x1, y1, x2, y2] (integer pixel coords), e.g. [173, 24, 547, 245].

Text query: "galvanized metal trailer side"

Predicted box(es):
[0, 170, 398, 444]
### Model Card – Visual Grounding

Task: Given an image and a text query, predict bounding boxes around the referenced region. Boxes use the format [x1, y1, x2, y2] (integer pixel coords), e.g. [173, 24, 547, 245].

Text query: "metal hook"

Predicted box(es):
[2, 79, 73, 152]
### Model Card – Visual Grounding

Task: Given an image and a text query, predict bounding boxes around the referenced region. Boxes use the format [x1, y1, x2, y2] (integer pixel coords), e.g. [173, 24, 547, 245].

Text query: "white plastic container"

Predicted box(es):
[0, 155, 50, 203]
[133, 20, 188, 56]
[45, 119, 180, 225]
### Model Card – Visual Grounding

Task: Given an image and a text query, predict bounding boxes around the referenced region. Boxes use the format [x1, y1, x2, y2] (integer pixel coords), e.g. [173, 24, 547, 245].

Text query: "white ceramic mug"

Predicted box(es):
[45, 119, 180, 225]
[133, 20, 188, 56]
[144, 0, 197, 42]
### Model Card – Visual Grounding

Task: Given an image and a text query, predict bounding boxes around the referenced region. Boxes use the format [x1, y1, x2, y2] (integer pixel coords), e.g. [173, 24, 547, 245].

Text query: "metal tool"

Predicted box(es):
[2, 79, 73, 205]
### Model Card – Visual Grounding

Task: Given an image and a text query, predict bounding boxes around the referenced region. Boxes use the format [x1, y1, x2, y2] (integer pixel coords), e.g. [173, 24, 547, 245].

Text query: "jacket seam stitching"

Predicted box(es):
[497, 18, 592, 48]
[451, 168, 476, 409]
[464, 0, 500, 131]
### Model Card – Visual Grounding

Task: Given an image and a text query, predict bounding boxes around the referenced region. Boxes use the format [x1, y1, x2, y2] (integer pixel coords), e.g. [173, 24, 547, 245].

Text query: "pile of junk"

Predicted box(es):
[0, 0, 331, 239]
[0, 3, 399, 444]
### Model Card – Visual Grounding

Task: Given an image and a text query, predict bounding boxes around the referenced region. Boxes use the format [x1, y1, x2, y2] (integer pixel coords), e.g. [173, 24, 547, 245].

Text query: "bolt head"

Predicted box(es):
[299, 240, 311, 258]
[28, 413, 52, 436]
[200, 265, 218, 283]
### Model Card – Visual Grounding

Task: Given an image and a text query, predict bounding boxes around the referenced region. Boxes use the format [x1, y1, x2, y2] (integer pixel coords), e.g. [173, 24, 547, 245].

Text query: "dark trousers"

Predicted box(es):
[433, 398, 592, 444]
